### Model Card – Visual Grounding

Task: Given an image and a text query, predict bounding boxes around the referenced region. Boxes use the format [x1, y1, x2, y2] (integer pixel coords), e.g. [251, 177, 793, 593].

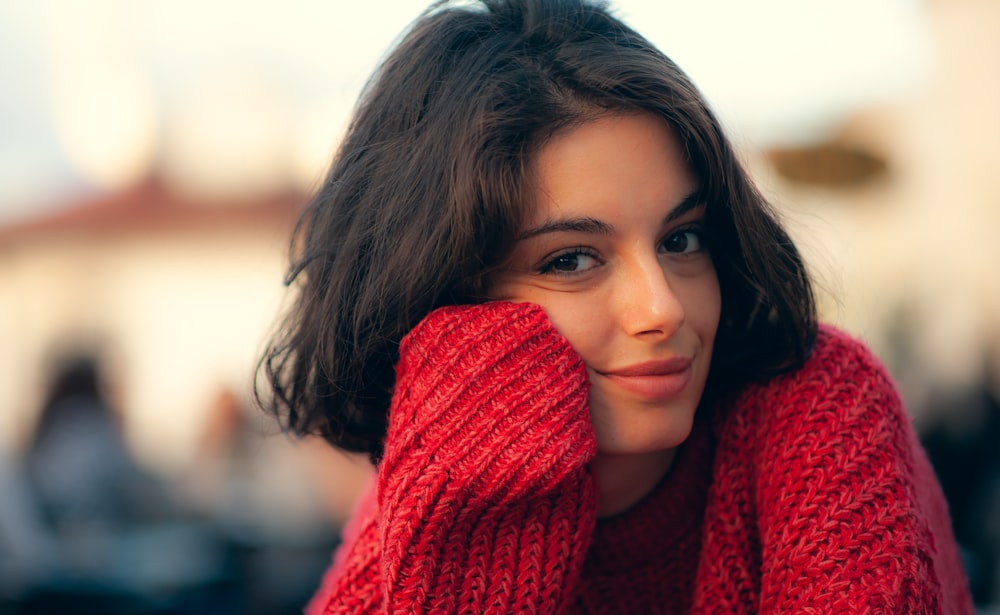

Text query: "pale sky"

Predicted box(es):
[0, 0, 931, 223]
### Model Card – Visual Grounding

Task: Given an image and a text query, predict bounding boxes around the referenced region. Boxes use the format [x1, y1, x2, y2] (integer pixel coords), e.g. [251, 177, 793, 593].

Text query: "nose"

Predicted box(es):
[614, 255, 685, 338]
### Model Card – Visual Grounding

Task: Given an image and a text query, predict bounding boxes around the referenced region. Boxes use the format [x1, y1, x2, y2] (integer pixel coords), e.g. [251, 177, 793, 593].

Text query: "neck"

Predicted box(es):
[592, 447, 678, 518]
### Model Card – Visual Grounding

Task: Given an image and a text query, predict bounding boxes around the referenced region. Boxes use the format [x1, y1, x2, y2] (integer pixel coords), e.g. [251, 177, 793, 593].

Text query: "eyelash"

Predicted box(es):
[535, 225, 709, 277]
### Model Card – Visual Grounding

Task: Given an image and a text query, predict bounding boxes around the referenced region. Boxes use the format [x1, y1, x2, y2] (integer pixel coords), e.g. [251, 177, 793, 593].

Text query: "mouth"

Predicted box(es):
[597, 358, 694, 400]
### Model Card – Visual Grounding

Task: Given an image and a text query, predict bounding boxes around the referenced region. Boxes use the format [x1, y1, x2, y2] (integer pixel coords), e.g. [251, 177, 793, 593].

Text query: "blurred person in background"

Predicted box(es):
[23, 356, 170, 560]
[0, 443, 61, 601]
[258, 0, 975, 612]
[178, 386, 345, 614]
[10, 354, 234, 614]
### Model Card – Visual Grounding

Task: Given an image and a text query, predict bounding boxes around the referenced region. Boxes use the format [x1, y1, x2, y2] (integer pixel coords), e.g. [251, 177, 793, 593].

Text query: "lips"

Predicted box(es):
[597, 357, 694, 400]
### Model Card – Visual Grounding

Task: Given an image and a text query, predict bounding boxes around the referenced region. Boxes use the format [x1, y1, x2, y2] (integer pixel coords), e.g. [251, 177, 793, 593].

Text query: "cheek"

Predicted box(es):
[488, 275, 606, 357]
[529, 294, 606, 363]
[687, 273, 722, 343]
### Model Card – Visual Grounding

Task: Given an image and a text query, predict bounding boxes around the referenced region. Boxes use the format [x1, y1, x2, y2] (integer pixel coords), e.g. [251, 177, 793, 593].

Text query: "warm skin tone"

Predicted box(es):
[491, 112, 722, 517]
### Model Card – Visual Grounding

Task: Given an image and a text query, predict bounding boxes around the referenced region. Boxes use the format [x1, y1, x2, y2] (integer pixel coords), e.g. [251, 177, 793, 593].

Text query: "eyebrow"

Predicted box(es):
[515, 190, 704, 241]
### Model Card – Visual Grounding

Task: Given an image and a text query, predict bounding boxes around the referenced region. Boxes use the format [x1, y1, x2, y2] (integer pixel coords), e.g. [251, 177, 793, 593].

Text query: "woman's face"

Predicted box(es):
[491, 112, 721, 459]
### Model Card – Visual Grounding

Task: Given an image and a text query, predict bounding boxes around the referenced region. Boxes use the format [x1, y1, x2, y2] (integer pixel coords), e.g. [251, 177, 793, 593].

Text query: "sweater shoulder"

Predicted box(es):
[706, 326, 976, 613]
[718, 323, 908, 447]
[791, 322, 894, 390]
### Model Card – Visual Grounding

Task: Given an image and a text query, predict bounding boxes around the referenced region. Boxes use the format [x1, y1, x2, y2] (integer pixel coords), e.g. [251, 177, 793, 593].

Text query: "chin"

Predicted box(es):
[591, 404, 698, 456]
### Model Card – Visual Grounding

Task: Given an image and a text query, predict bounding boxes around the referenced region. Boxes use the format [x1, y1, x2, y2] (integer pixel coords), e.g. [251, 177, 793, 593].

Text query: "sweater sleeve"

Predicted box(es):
[750, 326, 974, 614]
[309, 301, 599, 614]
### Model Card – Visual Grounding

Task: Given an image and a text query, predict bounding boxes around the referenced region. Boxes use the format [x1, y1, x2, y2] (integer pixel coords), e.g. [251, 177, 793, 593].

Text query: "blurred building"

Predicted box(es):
[0, 174, 371, 510]
[0, 179, 296, 469]
[0, 178, 372, 613]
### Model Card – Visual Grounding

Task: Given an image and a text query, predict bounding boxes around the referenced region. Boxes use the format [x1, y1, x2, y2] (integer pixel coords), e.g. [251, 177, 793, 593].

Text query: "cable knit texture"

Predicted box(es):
[307, 302, 974, 614]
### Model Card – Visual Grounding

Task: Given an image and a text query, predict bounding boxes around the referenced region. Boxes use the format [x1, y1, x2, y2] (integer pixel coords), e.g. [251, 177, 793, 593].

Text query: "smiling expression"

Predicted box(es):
[490, 112, 722, 459]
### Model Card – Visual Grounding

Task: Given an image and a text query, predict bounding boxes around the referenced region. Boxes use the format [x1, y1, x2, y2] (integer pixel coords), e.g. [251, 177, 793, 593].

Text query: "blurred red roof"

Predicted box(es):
[0, 177, 307, 243]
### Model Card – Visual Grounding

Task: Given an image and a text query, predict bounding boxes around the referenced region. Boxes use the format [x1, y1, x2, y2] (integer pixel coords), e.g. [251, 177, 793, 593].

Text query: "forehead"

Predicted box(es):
[526, 112, 697, 223]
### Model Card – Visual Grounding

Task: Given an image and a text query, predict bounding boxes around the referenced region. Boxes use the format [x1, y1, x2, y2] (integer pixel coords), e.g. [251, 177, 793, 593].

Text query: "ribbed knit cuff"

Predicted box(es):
[383, 301, 594, 495]
[377, 301, 598, 612]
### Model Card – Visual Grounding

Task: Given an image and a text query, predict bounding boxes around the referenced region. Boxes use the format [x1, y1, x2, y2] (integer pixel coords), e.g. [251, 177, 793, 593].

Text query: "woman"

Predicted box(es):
[259, 0, 974, 612]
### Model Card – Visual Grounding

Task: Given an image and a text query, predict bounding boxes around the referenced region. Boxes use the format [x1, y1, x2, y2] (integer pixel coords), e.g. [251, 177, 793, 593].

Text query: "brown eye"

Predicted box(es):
[548, 254, 582, 272]
[661, 228, 705, 254]
[538, 249, 602, 275]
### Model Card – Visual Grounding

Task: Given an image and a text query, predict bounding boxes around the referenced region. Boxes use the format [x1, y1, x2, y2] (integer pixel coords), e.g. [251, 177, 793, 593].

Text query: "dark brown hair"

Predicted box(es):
[258, 0, 817, 463]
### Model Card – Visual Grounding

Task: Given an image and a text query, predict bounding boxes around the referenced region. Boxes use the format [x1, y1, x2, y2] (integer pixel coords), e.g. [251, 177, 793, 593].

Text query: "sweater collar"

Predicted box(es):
[585, 413, 714, 571]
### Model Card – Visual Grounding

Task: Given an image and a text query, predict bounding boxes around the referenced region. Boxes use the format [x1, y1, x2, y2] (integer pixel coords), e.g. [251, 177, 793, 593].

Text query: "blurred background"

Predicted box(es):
[0, 0, 997, 613]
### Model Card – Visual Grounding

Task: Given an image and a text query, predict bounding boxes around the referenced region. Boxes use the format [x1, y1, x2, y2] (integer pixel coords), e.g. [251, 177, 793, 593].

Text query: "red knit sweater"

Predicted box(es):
[307, 302, 974, 614]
